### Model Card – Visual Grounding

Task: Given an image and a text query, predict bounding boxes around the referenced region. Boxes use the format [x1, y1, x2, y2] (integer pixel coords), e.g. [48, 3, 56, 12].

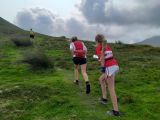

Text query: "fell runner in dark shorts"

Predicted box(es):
[30, 29, 35, 42]
[70, 36, 90, 94]
[30, 34, 34, 39]
[73, 57, 87, 65]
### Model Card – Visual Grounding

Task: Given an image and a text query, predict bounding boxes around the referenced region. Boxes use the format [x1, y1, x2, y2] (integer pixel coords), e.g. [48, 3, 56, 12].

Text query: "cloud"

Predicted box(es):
[15, 1, 160, 44]
[79, 0, 160, 26]
[77, 0, 160, 43]
[15, 9, 34, 29]
[15, 8, 66, 36]
[15, 8, 98, 40]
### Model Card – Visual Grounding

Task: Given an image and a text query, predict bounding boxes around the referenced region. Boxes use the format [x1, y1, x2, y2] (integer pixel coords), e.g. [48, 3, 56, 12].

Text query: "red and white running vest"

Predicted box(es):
[95, 44, 118, 67]
[73, 41, 86, 58]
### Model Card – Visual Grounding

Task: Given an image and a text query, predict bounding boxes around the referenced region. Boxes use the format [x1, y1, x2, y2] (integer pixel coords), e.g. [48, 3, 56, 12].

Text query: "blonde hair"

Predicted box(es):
[95, 34, 107, 52]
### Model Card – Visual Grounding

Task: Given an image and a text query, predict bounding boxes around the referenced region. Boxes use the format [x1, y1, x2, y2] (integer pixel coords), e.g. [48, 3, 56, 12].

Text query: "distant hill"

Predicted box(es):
[137, 36, 160, 47]
[0, 17, 25, 35]
[0, 17, 54, 39]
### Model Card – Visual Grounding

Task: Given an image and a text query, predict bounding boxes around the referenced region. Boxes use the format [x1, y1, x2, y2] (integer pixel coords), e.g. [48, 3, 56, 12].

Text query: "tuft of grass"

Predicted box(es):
[11, 37, 32, 47]
[22, 48, 54, 70]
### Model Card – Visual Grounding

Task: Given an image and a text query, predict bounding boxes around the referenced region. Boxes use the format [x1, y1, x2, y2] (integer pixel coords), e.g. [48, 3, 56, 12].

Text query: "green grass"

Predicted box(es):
[0, 33, 160, 120]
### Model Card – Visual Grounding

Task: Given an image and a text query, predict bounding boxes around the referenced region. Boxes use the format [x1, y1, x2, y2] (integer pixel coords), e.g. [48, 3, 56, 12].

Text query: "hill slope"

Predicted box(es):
[137, 36, 160, 47]
[0, 17, 24, 35]
[0, 18, 160, 120]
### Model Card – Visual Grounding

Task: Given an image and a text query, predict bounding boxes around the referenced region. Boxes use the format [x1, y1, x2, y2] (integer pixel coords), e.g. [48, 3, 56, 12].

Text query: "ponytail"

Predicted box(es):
[95, 34, 107, 66]
[102, 39, 107, 53]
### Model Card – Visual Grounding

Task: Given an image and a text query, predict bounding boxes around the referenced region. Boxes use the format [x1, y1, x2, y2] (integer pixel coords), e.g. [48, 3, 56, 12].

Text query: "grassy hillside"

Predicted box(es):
[0, 17, 24, 35]
[0, 19, 160, 120]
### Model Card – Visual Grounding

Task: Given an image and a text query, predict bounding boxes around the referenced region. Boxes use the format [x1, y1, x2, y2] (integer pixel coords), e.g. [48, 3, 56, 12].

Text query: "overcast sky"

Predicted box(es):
[0, 0, 160, 43]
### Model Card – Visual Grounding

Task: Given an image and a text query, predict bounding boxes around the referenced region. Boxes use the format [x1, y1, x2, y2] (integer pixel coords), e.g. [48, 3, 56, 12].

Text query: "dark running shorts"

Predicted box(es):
[30, 35, 34, 38]
[73, 57, 87, 65]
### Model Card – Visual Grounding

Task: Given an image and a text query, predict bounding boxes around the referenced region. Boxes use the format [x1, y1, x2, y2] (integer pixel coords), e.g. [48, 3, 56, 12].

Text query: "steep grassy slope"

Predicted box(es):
[0, 33, 160, 120]
[0, 17, 24, 35]
[0, 17, 160, 120]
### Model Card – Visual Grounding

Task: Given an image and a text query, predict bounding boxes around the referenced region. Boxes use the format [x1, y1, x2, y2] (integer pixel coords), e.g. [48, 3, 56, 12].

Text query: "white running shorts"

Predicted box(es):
[105, 65, 119, 77]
